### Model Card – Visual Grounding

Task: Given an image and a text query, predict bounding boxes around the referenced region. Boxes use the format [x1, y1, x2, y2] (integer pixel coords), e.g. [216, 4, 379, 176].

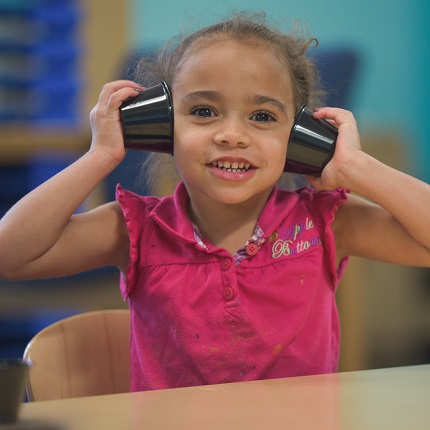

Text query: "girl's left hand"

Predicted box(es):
[305, 107, 362, 190]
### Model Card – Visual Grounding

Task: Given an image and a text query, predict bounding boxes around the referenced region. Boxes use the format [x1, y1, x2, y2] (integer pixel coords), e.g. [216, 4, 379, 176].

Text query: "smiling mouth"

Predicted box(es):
[211, 160, 253, 173]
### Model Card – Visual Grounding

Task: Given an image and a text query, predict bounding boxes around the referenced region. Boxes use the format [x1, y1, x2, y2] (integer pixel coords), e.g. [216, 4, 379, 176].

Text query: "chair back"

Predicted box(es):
[23, 309, 130, 401]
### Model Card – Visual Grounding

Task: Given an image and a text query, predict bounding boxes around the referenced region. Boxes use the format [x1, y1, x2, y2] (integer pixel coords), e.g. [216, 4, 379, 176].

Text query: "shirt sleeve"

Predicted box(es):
[314, 187, 349, 284]
[116, 184, 143, 300]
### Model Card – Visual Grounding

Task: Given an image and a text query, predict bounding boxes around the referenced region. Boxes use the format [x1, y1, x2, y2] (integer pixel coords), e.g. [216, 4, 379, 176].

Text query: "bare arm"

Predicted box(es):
[308, 108, 430, 267]
[0, 80, 142, 280]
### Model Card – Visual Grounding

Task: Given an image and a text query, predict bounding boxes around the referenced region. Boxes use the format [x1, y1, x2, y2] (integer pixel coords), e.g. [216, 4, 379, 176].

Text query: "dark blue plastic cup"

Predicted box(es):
[285, 105, 337, 174]
[120, 81, 174, 154]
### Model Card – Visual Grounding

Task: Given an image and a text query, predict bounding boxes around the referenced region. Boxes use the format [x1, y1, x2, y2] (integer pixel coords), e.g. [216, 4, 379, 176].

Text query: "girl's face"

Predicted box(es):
[172, 37, 295, 210]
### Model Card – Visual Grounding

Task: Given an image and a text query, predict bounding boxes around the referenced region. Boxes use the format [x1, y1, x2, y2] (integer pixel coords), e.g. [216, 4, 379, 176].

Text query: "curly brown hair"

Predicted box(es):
[132, 11, 323, 195]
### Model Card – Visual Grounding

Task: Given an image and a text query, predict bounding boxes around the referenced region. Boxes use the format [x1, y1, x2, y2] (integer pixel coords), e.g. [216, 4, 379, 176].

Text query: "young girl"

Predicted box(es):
[0, 13, 429, 392]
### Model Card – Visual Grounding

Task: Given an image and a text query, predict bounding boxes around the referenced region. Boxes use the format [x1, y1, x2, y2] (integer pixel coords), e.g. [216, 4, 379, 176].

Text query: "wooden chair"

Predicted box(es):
[23, 309, 130, 401]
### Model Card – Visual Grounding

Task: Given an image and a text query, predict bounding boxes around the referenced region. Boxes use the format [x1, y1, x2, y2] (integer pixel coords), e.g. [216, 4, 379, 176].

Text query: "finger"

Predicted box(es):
[106, 87, 143, 111]
[98, 80, 144, 105]
[313, 107, 356, 128]
[89, 85, 144, 128]
[313, 106, 348, 116]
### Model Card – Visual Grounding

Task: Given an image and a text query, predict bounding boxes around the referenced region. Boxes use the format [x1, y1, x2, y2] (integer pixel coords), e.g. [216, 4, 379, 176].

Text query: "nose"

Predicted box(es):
[213, 116, 250, 148]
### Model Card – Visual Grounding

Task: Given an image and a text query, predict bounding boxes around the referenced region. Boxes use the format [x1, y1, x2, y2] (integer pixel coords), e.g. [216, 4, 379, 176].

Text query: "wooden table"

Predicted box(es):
[11, 364, 430, 429]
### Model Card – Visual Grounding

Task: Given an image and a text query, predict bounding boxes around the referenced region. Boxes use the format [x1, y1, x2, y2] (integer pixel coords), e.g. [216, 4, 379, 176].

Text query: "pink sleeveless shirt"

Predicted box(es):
[116, 182, 348, 391]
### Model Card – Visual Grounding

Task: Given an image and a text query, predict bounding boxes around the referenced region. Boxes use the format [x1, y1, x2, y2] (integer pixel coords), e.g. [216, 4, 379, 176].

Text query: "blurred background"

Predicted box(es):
[1, 0, 429, 373]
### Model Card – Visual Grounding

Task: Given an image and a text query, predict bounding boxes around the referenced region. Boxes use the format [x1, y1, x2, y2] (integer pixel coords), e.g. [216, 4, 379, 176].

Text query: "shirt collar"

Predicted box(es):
[149, 181, 201, 245]
[150, 181, 298, 246]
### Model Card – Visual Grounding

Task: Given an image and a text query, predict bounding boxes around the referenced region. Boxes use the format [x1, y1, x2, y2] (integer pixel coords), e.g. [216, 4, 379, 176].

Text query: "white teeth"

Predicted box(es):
[212, 160, 252, 172]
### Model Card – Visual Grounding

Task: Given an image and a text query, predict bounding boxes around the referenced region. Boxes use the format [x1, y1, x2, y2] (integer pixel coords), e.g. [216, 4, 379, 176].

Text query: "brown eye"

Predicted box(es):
[252, 111, 277, 123]
[193, 107, 215, 117]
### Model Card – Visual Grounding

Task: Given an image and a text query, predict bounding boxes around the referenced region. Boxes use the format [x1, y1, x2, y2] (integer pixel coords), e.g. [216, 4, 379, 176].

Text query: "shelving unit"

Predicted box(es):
[0, 0, 129, 163]
[0, 0, 130, 358]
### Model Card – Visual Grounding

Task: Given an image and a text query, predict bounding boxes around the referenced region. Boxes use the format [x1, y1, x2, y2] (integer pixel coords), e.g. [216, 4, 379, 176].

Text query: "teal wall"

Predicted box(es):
[130, 0, 429, 181]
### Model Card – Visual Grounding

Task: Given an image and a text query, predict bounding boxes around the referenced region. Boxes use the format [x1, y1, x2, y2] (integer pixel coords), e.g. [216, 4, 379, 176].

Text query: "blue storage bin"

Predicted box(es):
[26, 79, 81, 125]
[0, 0, 82, 127]
[0, 164, 29, 200]
[0, 308, 81, 359]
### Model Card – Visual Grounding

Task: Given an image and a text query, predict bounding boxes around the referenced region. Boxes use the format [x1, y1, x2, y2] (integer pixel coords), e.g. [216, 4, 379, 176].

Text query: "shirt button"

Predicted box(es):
[223, 287, 234, 300]
[246, 243, 259, 256]
[221, 258, 231, 271]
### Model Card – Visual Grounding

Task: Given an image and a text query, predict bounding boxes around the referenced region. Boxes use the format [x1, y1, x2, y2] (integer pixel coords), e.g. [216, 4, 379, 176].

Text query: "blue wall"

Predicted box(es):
[130, 0, 429, 181]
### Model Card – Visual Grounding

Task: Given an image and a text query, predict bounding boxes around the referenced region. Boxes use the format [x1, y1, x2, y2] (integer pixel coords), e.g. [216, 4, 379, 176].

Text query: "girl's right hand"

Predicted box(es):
[89, 80, 144, 165]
